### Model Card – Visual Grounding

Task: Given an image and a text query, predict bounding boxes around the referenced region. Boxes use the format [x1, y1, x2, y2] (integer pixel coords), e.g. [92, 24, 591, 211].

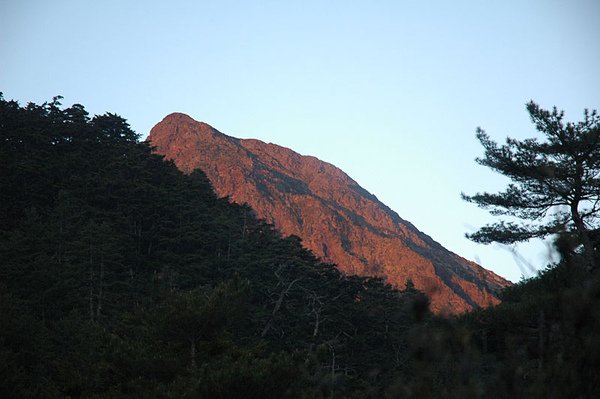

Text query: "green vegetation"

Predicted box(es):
[0, 95, 426, 398]
[1, 95, 598, 398]
[462, 101, 600, 270]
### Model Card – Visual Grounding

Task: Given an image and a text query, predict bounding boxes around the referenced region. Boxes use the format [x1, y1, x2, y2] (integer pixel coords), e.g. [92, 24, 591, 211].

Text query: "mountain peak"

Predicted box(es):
[159, 113, 222, 135]
[147, 115, 511, 313]
[162, 111, 194, 121]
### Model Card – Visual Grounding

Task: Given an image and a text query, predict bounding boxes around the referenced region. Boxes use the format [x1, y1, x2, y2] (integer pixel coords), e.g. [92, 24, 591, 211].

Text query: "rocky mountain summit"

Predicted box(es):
[147, 113, 510, 313]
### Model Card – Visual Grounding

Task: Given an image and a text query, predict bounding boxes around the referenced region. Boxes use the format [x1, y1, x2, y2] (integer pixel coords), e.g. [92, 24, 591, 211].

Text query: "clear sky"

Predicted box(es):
[2, 0, 599, 282]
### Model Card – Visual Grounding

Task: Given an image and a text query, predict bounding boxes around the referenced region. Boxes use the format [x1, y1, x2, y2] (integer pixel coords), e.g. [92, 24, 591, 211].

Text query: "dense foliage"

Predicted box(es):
[1, 95, 598, 398]
[0, 95, 429, 398]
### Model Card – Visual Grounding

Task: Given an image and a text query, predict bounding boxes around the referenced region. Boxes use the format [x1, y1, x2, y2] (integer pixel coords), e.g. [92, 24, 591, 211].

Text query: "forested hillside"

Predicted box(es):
[1, 95, 598, 398]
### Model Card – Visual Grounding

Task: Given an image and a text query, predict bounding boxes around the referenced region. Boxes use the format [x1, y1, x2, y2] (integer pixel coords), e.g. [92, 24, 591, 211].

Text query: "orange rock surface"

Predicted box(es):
[148, 113, 511, 313]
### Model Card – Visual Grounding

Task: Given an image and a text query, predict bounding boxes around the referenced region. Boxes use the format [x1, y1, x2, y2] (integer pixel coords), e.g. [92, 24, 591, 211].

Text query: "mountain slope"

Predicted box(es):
[148, 113, 510, 312]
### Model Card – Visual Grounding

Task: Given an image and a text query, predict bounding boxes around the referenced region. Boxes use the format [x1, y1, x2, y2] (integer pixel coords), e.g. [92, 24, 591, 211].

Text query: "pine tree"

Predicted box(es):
[463, 101, 600, 270]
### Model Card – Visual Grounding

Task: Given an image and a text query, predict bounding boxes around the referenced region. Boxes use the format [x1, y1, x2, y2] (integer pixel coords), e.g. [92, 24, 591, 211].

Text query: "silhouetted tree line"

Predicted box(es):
[1, 95, 598, 398]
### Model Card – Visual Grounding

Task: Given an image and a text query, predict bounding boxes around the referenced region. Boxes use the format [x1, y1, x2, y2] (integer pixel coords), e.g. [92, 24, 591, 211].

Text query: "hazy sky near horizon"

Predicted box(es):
[2, 0, 599, 282]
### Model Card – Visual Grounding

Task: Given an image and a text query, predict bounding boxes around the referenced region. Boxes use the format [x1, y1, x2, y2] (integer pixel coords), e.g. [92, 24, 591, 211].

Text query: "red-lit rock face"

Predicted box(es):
[148, 113, 510, 313]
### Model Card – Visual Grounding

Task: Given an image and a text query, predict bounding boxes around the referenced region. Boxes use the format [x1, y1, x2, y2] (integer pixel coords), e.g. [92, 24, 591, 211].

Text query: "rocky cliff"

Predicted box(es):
[147, 113, 510, 313]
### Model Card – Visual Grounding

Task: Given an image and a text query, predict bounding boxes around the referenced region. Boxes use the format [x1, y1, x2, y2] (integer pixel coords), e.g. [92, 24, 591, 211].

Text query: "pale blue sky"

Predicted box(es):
[2, 0, 599, 282]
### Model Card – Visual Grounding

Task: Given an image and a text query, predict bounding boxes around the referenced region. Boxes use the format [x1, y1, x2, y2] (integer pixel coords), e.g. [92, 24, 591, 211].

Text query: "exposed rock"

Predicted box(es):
[148, 113, 511, 313]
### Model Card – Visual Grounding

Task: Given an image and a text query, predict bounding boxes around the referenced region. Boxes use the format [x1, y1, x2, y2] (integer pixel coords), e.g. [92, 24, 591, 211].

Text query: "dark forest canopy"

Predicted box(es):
[1, 94, 599, 398]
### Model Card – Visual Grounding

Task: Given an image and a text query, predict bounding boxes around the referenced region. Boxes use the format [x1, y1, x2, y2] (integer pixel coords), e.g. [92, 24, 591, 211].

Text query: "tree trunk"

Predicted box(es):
[190, 339, 197, 369]
[571, 201, 595, 270]
[261, 275, 301, 337]
[96, 258, 104, 317]
[330, 345, 336, 399]
[89, 246, 95, 322]
[313, 309, 320, 337]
